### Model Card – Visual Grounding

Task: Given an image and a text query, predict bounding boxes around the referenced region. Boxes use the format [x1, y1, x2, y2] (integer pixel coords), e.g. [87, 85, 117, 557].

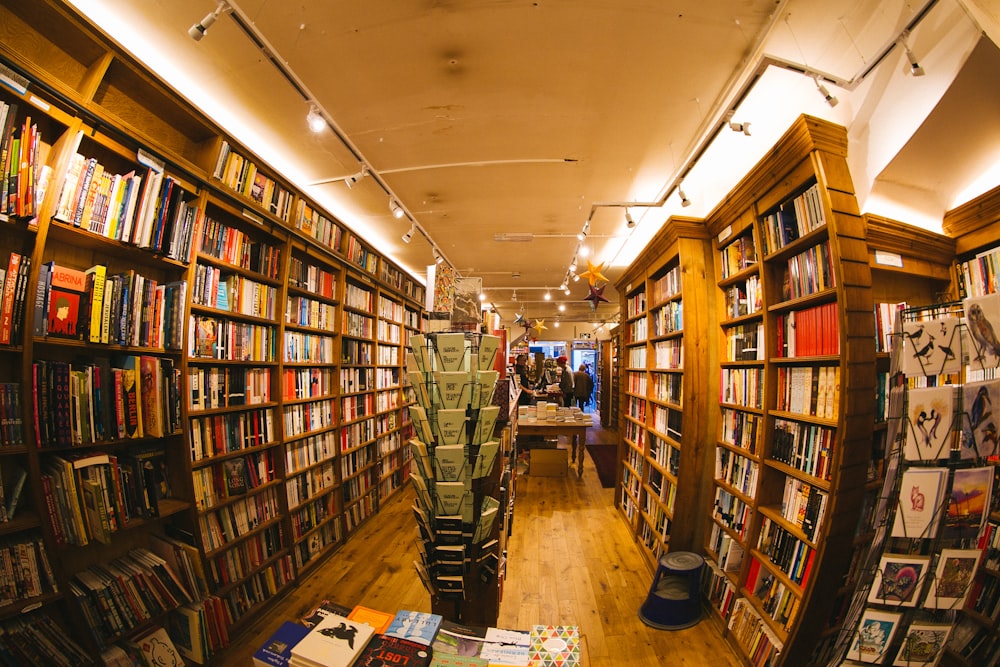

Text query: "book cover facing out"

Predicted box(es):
[355, 634, 431, 667]
[47, 263, 86, 339]
[253, 621, 310, 667]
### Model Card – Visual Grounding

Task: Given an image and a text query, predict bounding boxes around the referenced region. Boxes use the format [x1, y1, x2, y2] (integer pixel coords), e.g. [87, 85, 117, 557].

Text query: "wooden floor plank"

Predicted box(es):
[219, 418, 743, 666]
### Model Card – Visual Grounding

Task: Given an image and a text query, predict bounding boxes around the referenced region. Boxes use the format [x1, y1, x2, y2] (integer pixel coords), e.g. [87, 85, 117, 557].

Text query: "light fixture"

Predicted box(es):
[678, 186, 691, 208]
[625, 209, 636, 229]
[544, 291, 551, 301]
[569, 259, 577, 273]
[577, 221, 589, 241]
[306, 104, 326, 133]
[479, 293, 487, 301]
[344, 166, 368, 189]
[389, 198, 405, 219]
[188, 1, 230, 41]
[728, 121, 752, 136]
[512, 290, 517, 301]
[401, 223, 415, 244]
[563, 287, 571, 295]
[903, 42, 925, 76]
[559, 304, 566, 312]
[573, 274, 580, 282]
[814, 75, 839, 107]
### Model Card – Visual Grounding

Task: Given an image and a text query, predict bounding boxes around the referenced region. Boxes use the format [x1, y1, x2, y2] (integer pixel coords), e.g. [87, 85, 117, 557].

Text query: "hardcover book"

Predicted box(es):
[528, 625, 580, 667]
[135, 626, 185, 667]
[355, 634, 431, 667]
[435, 371, 471, 410]
[384, 610, 443, 646]
[253, 621, 311, 667]
[434, 444, 469, 482]
[46, 263, 87, 339]
[472, 370, 499, 409]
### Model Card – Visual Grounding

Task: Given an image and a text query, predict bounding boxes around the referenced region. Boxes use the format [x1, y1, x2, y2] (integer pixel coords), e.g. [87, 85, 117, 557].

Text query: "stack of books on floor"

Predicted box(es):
[253, 600, 581, 667]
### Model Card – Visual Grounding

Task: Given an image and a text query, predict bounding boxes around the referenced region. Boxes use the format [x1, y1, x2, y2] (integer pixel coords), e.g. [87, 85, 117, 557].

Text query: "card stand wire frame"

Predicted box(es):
[820, 300, 996, 666]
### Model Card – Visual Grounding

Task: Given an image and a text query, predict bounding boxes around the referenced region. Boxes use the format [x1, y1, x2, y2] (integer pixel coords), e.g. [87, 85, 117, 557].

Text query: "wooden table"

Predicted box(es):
[517, 416, 592, 476]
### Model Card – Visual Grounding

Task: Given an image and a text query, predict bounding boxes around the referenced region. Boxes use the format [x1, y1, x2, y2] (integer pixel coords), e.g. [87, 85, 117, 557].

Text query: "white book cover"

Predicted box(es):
[477, 334, 500, 371]
[434, 333, 467, 372]
[435, 409, 468, 445]
[435, 479, 470, 520]
[891, 467, 947, 539]
[472, 406, 500, 445]
[904, 385, 956, 461]
[434, 444, 469, 482]
[435, 371, 472, 409]
[409, 334, 429, 372]
[291, 613, 375, 667]
[473, 370, 499, 408]
[409, 406, 435, 444]
[472, 440, 500, 479]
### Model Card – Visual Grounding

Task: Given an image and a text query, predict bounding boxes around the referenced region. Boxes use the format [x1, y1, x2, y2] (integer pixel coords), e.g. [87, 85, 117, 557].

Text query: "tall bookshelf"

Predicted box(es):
[614, 220, 716, 567]
[0, 0, 426, 662]
[700, 115, 876, 666]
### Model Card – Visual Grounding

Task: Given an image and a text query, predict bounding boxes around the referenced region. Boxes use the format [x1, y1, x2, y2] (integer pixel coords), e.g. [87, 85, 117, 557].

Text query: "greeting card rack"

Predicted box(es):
[816, 300, 1000, 666]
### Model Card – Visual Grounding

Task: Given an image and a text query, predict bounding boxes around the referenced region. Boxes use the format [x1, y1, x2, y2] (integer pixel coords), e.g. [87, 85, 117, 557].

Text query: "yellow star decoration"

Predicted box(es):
[579, 260, 608, 286]
[532, 319, 547, 333]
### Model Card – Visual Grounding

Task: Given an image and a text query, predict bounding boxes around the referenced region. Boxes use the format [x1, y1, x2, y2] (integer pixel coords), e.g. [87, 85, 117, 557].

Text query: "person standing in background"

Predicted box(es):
[573, 363, 594, 411]
[514, 354, 533, 405]
[556, 355, 574, 407]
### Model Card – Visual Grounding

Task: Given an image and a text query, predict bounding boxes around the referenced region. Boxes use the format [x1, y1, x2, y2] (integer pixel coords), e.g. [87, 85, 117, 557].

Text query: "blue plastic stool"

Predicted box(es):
[639, 551, 705, 629]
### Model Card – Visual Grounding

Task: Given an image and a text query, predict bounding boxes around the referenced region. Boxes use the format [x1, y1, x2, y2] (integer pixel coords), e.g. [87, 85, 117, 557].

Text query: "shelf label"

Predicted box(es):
[241, 208, 264, 225]
[28, 95, 49, 112]
[874, 250, 903, 268]
[718, 225, 733, 243]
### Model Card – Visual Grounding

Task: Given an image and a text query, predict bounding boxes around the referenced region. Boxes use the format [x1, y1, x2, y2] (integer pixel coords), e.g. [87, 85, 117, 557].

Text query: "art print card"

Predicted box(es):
[963, 292, 1000, 371]
[867, 554, 930, 607]
[961, 379, 1000, 459]
[904, 385, 957, 461]
[891, 622, 952, 667]
[847, 609, 902, 663]
[901, 316, 965, 377]
[926, 548, 982, 609]
[891, 467, 946, 539]
[942, 466, 993, 540]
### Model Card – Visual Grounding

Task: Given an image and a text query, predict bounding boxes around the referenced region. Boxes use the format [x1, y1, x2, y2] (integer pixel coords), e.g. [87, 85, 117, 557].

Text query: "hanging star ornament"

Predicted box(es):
[584, 283, 609, 310]
[532, 319, 547, 333]
[513, 311, 526, 326]
[578, 260, 608, 286]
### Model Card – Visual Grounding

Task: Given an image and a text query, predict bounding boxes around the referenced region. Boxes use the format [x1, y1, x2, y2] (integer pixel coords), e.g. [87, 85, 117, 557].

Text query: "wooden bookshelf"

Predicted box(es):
[0, 0, 426, 661]
[614, 219, 716, 568]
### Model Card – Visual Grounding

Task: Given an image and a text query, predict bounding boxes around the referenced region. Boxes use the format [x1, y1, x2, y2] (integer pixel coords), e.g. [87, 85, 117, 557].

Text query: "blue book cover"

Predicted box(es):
[253, 621, 310, 667]
[384, 610, 444, 646]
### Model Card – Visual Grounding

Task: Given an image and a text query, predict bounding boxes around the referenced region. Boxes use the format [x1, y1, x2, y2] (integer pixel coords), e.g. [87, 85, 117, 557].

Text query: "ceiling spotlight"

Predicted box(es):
[728, 121, 752, 136]
[625, 209, 636, 229]
[389, 198, 405, 219]
[344, 166, 368, 189]
[569, 259, 577, 273]
[544, 291, 551, 301]
[512, 290, 517, 301]
[904, 46, 925, 76]
[401, 223, 415, 244]
[306, 104, 326, 133]
[563, 287, 570, 295]
[577, 221, 590, 241]
[814, 76, 839, 107]
[479, 293, 487, 301]
[573, 274, 580, 282]
[188, 1, 230, 41]
[678, 186, 691, 208]
[432, 247, 444, 265]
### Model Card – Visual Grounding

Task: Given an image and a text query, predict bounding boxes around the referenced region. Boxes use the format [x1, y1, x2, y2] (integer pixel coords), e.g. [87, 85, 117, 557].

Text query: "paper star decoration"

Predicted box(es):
[532, 319, 547, 333]
[584, 283, 609, 310]
[578, 260, 608, 286]
[513, 311, 527, 326]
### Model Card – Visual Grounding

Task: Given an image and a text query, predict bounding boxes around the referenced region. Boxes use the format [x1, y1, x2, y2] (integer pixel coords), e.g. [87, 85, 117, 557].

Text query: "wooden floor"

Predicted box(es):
[220, 417, 742, 666]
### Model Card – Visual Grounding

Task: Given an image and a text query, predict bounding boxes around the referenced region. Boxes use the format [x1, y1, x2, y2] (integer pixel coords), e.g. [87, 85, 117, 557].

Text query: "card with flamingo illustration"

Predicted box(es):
[904, 385, 957, 461]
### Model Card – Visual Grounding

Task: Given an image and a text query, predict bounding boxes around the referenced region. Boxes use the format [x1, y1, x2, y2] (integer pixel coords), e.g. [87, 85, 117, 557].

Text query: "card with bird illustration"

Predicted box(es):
[963, 293, 1000, 373]
[960, 379, 1000, 459]
[901, 316, 965, 377]
[904, 385, 957, 461]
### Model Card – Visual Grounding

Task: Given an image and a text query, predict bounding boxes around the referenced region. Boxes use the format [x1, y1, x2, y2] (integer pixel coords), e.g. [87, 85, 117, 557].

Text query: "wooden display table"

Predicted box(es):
[517, 415, 592, 476]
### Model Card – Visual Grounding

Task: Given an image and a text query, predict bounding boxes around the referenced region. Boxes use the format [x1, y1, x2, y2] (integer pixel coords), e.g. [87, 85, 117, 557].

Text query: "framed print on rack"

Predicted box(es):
[963, 292, 1000, 373]
[848, 609, 902, 663]
[867, 554, 931, 607]
[892, 622, 952, 667]
[925, 548, 982, 609]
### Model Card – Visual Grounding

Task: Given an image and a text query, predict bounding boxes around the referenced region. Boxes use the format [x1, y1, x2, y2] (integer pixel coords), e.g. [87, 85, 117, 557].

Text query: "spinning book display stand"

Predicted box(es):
[406, 331, 507, 625]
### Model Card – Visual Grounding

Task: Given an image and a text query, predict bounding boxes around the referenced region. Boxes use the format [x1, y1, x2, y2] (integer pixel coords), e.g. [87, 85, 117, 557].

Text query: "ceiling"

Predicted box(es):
[62, 0, 1000, 338]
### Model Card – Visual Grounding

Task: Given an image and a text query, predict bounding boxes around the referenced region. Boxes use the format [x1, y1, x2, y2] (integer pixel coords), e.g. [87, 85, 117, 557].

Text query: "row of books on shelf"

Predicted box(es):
[288, 255, 338, 299]
[0, 610, 92, 667]
[774, 365, 839, 420]
[36, 261, 186, 350]
[253, 598, 580, 667]
[41, 447, 169, 546]
[213, 140, 293, 222]
[188, 314, 277, 361]
[192, 263, 278, 320]
[196, 211, 284, 279]
[189, 364, 272, 411]
[55, 150, 199, 262]
[192, 450, 277, 511]
[198, 486, 280, 551]
[32, 355, 181, 448]
[0, 103, 47, 224]
[0, 382, 22, 447]
[0, 531, 58, 606]
[770, 419, 835, 481]
[70, 546, 197, 645]
[957, 243, 1000, 299]
[0, 250, 31, 345]
[780, 476, 828, 541]
[782, 241, 836, 301]
[757, 517, 816, 586]
[726, 598, 782, 667]
[775, 301, 839, 357]
[746, 555, 801, 631]
[719, 233, 758, 280]
[758, 182, 826, 256]
[189, 408, 276, 462]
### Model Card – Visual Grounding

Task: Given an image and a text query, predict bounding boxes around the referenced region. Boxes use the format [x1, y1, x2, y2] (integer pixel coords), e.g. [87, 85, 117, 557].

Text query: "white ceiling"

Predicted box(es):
[63, 0, 1000, 337]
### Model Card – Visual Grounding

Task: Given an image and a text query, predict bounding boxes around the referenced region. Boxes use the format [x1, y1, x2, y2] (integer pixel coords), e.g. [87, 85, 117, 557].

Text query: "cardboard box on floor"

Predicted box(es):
[531, 447, 567, 477]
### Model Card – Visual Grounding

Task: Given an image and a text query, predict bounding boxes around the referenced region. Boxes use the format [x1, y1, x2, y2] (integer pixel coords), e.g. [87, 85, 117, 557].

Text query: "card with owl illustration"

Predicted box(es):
[901, 316, 965, 377]
[891, 466, 946, 539]
[867, 554, 931, 607]
[925, 548, 982, 609]
[963, 293, 1000, 372]
[960, 378, 1000, 459]
[904, 385, 957, 461]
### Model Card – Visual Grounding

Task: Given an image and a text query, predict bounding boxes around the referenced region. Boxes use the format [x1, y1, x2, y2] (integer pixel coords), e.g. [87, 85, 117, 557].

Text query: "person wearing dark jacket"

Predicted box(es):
[556, 355, 574, 407]
[573, 364, 594, 410]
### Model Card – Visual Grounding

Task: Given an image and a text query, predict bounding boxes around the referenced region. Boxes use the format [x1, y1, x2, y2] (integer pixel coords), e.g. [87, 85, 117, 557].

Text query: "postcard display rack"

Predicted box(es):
[812, 295, 1000, 666]
[406, 331, 507, 626]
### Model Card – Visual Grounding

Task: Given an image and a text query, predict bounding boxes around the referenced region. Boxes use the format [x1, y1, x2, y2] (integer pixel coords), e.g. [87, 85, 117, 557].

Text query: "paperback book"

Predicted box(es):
[384, 610, 444, 646]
